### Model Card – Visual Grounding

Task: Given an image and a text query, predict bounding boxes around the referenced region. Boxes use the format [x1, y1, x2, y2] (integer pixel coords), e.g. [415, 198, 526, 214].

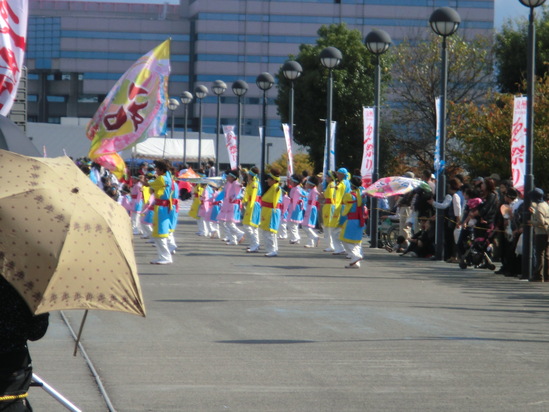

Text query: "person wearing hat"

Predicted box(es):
[495, 187, 520, 276]
[260, 168, 283, 257]
[188, 177, 205, 235]
[320, 170, 339, 252]
[332, 167, 351, 255]
[197, 181, 213, 238]
[242, 166, 262, 253]
[339, 176, 367, 268]
[218, 169, 245, 245]
[287, 174, 307, 245]
[302, 176, 320, 248]
[130, 175, 144, 235]
[528, 188, 549, 281]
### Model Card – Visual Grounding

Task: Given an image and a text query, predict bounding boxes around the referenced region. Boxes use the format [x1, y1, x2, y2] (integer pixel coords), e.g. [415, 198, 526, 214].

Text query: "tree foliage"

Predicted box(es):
[386, 33, 494, 172]
[494, 8, 549, 93]
[268, 152, 315, 178]
[275, 24, 386, 173]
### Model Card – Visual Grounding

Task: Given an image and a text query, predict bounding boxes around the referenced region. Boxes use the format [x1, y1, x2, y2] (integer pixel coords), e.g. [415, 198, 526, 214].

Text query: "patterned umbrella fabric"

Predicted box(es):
[0, 149, 145, 316]
[365, 176, 431, 198]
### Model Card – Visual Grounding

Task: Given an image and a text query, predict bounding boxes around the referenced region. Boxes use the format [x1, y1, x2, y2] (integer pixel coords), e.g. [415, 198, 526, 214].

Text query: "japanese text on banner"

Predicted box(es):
[511, 96, 527, 194]
[223, 125, 238, 169]
[361, 107, 375, 187]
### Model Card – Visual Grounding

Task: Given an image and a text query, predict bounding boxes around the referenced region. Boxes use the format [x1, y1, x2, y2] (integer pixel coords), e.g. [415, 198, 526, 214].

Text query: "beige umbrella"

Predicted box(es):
[0, 149, 145, 317]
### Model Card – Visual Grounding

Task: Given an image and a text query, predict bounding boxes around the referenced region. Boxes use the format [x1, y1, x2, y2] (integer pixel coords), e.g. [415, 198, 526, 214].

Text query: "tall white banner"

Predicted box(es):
[282, 123, 294, 177]
[361, 107, 374, 186]
[329, 120, 336, 171]
[434, 97, 443, 176]
[0, 0, 28, 115]
[512, 96, 527, 195]
[222, 125, 238, 170]
[322, 121, 337, 181]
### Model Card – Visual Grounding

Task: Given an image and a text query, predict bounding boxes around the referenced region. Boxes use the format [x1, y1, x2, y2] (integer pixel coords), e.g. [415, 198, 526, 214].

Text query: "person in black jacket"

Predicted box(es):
[0, 276, 49, 412]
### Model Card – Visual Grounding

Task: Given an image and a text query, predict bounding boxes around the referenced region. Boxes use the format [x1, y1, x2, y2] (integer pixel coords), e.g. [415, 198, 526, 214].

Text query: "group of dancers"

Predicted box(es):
[187, 166, 368, 269]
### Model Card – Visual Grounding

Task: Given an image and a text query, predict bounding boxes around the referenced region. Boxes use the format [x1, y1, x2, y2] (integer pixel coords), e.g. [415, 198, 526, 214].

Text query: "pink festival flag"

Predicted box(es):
[282, 123, 294, 177]
[86, 39, 171, 178]
[0, 0, 28, 116]
[361, 107, 375, 187]
[223, 125, 238, 169]
[511, 96, 527, 195]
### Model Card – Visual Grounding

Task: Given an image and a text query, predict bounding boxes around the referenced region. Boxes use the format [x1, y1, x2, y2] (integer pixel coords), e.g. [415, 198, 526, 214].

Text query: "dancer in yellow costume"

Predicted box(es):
[259, 167, 282, 257]
[188, 183, 204, 235]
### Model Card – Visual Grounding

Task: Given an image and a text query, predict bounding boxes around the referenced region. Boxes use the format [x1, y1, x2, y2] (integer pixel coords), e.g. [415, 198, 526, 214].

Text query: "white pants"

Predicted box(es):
[167, 232, 177, 252]
[288, 221, 301, 243]
[142, 224, 153, 239]
[244, 225, 260, 250]
[208, 221, 220, 238]
[198, 217, 210, 237]
[131, 212, 142, 234]
[278, 222, 288, 239]
[262, 230, 278, 254]
[343, 241, 362, 263]
[332, 227, 345, 253]
[223, 221, 244, 244]
[153, 237, 173, 263]
[303, 226, 318, 247]
[324, 227, 334, 250]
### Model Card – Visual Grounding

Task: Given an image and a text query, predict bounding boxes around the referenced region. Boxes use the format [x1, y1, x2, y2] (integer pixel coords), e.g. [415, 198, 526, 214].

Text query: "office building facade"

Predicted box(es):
[26, 0, 494, 138]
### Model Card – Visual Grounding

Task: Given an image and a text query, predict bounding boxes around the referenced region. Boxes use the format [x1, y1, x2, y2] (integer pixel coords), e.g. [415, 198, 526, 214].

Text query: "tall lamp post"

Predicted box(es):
[232, 80, 248, 166]
[163, 98, 180, 158]
[194, 85, 208, 169]
[212, 80, 227, 176]
[365, 29, 392, 249]
[429, 7, 460, 261]
[256, 72, 275, 186]
[180, 91, 193, 166]
[320, 46, 342, 174]
[519, 0, 546, 280]
[282, 60, 303, 144]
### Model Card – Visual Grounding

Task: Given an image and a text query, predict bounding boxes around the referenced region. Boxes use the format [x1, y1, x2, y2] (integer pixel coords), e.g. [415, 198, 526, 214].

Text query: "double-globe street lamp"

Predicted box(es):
[232, 80, 248, 167]
[519, 0, 546, 280]
[163, 98, 180, 158]
[212, 80, 227, 176]
[256, 72, 275, 187]
[429, 7, 460, 261]
[282, 60, 303, 146]
[365, 29, 392, 249]
[180, 91, 193, 166]
[194, 85, 208, 169]
[320, 46, 342, 173]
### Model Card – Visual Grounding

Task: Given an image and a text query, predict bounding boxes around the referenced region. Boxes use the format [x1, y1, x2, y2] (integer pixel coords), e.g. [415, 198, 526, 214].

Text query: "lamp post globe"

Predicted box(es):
[180, 91, 193, 166]
[256, 72, 275, 187]
[519, 0, 546, 7]
[364, 28, 391, 249]
[429, 7, 461, 37]
[212, 80, 227, 176]
[320, 46, 342, 69]
[282, 60, 302, 81]
[194, 85, 208, 169]
[232, 80, 248, 166]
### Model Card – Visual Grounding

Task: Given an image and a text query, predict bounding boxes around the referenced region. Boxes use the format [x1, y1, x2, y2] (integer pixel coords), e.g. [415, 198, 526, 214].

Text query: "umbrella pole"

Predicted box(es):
[73, 310, 89, 357]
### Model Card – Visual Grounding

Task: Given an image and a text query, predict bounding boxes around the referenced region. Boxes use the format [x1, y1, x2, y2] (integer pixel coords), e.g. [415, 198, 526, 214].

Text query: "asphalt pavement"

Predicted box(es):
[29, 210, 549, 411]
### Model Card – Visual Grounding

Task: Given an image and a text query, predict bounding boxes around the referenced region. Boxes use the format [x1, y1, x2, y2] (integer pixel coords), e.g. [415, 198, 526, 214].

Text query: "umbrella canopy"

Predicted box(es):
[0, 115, 40, 156]
[0, 149, 145, 317]
[365, 176, 431, 198]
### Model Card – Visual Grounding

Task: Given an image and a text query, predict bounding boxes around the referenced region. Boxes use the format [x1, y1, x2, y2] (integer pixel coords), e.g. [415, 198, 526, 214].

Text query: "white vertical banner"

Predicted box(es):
[222, 125, 238, 170]
[361, 107, 374, 186]
[512, 96, 527, 195]
[329, 120, 336, 171]
[434, 96, 443, 176]
[0, 0, 28, 115]
[282, 123, 294, 177]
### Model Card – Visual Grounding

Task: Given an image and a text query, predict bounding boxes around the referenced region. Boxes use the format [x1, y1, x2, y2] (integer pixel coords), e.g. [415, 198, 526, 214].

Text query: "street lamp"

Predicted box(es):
[429, 7, 460, 261]
[282, 60, 303, 144]
[180, 91, 193, 166]
[519, 0, 546, 280]
[365, 28, 392, 249]
[212, 80, 227, 176]
[256, 72, 275, 187]
[232, 80, 248, 166]
[194, 84, 208, 169]
[163, 98, 180, 158]
[320, 46, 342, 174]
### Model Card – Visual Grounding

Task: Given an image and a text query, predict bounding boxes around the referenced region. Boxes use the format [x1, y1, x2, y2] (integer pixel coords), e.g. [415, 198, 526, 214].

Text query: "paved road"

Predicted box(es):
[30, 213, 549, 411]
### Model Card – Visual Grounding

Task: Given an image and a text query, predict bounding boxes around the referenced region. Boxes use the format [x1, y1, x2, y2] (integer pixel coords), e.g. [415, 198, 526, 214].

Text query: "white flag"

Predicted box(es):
[512, 96, 527, 195]
[361, 107, 375, 186]
[282, 123, 294, 177]
[223, 125, 238, 169]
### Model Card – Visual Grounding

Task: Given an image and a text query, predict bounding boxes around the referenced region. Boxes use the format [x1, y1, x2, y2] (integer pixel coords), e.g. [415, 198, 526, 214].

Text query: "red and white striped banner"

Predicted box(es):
[511, 96, 527, 195]
[361, 107, 375, 187]
[223, 125, 238, 170]
[282, 123, 294, 177]
[0, 0, 28, 115]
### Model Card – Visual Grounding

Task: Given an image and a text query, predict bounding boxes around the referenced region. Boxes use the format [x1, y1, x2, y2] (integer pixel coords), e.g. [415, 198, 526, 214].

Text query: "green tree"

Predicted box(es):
[275, 24, 387, 173]
[387, 33, 493, 172]
[494, 8, 549, 93]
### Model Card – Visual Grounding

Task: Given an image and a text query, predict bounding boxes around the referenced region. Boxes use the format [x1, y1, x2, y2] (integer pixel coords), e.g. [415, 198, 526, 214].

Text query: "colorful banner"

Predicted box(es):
[0, 0, 28, 116]
[223, 124, 238, 169]
[282, 123, 294, 177]
[329, 120, 336, 171]
[86, 39, 171, 178]
[361, 107, 374, 187]
[434, 96, 444, 176]
[512, 96, 527, 195]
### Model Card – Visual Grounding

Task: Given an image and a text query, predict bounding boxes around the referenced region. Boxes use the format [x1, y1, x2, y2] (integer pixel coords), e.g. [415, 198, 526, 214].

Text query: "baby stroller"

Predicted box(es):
[459, 224, 496, 270]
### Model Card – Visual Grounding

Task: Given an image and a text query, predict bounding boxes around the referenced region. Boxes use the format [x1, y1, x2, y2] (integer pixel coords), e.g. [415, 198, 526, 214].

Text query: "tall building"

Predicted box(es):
[26, 0, 494, 138]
